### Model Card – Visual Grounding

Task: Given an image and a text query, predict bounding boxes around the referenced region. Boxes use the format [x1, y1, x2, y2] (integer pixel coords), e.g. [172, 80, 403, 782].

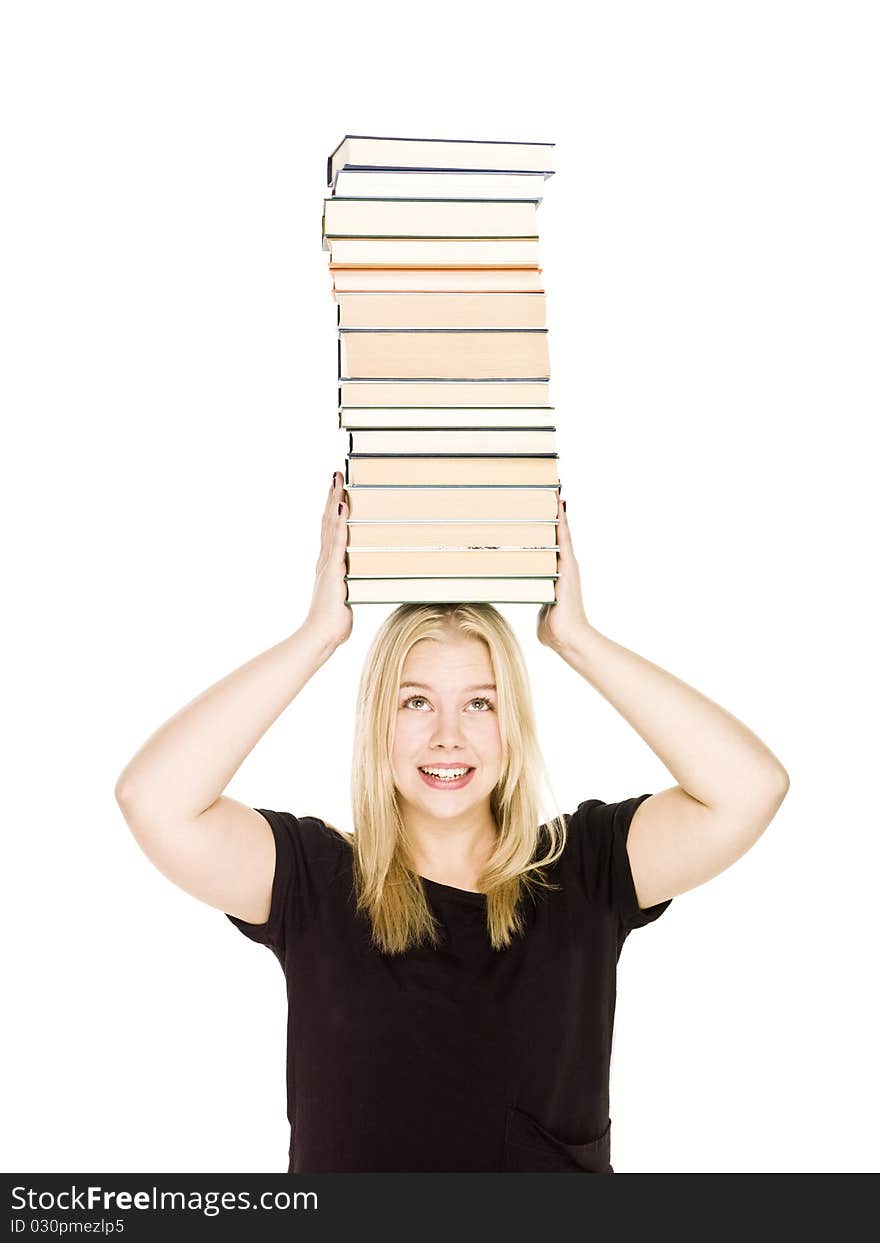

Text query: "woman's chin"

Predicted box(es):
[408, 787, 488, 818]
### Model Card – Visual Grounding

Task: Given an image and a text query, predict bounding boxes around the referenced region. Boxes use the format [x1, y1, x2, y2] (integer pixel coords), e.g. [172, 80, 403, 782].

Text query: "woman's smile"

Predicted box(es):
[417, 765, 476, 790]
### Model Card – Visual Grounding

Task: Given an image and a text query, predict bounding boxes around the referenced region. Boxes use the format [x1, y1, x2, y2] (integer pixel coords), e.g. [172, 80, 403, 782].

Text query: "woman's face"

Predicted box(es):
[391, 633, 503, 823]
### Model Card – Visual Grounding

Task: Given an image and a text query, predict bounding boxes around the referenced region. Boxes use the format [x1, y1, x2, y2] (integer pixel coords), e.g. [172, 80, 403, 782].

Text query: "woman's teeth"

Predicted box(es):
[419, 767, 472, 780]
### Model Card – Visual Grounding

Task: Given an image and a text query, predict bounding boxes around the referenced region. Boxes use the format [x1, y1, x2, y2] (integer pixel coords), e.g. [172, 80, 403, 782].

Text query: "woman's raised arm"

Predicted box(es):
[114, 472, 351, 923]
[538, 494, 790, 911]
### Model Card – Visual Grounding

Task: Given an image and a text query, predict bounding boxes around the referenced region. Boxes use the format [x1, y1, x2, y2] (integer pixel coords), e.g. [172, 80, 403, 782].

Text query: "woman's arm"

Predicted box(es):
[115, 472, 352, 923]
[537, 496, 789, 910]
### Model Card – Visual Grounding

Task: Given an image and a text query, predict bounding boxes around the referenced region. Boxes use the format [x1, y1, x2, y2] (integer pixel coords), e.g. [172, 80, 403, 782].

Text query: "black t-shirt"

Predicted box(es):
[225, 793, 672, 1173]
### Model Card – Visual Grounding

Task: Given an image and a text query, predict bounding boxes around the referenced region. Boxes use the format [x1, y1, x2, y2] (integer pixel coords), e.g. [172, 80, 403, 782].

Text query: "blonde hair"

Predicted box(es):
[334, 603, 568, 955]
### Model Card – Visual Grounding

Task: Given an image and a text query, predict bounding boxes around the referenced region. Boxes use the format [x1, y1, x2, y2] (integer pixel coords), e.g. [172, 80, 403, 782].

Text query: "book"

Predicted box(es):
[327, 238, 540, 267]
[322, 198, 539, 242]
[338, 380, 551, 406]
[332, 169, 548, 198]
[347, 547, 558, 575]
[323, 134, 559, 604]
[345, 456, 559, 486]
[346, 521, 558, 547]
[343, 485, 560, 522]
[330, 268, 544, 292]
[340, 407, 556, 429]
[335, 292, 547, 329]
[328, 135, 555, 187]
[343, 576, 558, 604]
[348, 429, 556, 454]
[338, 329, 550, 380]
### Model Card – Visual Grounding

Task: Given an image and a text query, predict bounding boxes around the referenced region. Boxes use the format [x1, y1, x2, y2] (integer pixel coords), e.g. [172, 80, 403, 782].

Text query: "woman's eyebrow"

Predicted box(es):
[399, 682, 497, 693]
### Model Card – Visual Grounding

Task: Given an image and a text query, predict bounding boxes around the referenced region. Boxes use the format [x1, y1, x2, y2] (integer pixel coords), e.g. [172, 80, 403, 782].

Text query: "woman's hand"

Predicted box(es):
[536, 493, 591, 653]
[303, 471, 353, 650]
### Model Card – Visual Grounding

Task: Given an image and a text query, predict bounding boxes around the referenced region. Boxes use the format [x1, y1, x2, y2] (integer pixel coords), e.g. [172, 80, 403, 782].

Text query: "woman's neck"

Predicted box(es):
[402, 808, 498, 890]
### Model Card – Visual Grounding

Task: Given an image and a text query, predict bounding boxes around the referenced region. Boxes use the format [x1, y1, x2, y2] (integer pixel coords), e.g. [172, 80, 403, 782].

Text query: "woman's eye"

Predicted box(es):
[400, 696, 494, 711]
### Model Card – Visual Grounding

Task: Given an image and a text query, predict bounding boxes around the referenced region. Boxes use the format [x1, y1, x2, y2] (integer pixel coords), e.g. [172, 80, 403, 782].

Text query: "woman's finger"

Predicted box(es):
[556, 495, 570, 553]
[335, 496, 348, 558]
[322, 471, 341, 544]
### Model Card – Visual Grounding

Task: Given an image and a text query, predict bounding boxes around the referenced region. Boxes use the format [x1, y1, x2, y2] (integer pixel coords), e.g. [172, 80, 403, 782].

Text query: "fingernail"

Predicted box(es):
[331, 472, 336, 487]
[338, 502, 343, 515]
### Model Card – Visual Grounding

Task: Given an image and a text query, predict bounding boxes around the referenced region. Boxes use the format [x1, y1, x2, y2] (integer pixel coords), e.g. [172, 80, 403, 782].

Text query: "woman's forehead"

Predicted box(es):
[401, 636, 494, 685]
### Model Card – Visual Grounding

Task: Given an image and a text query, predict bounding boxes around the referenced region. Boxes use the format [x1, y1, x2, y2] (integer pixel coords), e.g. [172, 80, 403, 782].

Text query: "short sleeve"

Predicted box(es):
[567, 793, 673, 937]
[224, 809, 345, 965]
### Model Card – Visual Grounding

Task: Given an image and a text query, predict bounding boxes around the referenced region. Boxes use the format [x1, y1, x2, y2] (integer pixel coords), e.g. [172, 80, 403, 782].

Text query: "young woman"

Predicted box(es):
[115, 471, 789, 1173]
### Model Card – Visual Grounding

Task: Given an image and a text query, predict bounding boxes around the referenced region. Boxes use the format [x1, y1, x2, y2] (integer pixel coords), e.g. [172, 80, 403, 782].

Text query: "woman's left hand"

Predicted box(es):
[536, 493, 591, 652]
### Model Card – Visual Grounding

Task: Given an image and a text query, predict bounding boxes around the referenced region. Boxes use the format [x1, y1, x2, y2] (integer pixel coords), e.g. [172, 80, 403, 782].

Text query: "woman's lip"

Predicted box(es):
[417, 767, 476, 791]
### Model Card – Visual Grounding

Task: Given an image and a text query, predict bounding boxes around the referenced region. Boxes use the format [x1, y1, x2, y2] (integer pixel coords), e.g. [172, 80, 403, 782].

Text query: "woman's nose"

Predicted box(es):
[429, 707, 467, 747]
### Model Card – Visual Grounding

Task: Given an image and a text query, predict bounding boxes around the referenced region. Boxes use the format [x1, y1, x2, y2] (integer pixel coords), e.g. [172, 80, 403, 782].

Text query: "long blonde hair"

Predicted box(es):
[333, 603, 568, 955]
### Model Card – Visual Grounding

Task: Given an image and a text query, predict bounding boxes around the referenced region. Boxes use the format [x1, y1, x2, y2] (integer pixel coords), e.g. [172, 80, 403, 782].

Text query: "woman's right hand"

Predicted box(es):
[303, 470, 353, 650]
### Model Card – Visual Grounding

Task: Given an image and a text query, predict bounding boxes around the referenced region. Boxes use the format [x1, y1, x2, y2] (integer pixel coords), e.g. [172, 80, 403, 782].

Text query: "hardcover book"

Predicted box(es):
[326, 237, 540, 267]
[343, 485, 561, 522]
[347, 429, 557, 454]
[332, 168, 548, 198]
[339, 406, 556, 430]
[347, 547, 558, 575]
[338, 379, 551, 407]
[328, 135, 555, 187]
[344, 577, 557, 604]
[345, 456, 559, 487]
[335, 292, 547, 329]
[346, 521, 558, 547]
[331, 268, 544, 292]
[322, 198, 539, 241]
[338, 329, 550, 380]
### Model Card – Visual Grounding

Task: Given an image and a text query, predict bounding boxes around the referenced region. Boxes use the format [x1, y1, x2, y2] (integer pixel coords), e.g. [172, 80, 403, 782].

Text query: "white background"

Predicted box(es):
[2, 0, 878, 1175]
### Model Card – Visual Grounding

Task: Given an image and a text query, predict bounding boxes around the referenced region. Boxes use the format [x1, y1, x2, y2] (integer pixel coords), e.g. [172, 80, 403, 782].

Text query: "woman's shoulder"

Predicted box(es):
[305, 814, 354, 851]
[254, 808, 354, 866]
[534, 794, 649, 878]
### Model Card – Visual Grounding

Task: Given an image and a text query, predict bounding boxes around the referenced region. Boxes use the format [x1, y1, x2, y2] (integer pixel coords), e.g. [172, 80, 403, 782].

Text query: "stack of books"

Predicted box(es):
[323, 135, 560, 604]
